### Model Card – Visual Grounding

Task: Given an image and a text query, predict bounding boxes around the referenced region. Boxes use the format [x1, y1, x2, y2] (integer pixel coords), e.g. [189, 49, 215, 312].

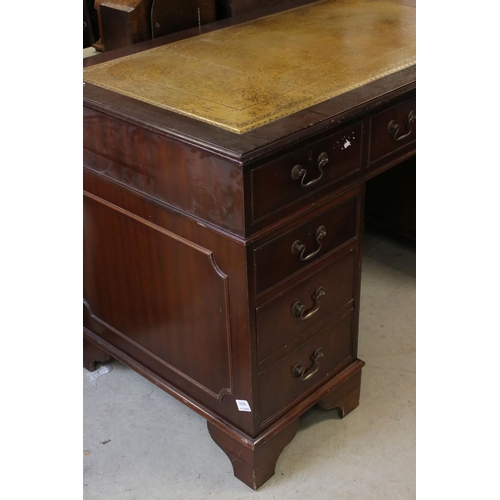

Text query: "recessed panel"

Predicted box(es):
[83, 194, 232, 399]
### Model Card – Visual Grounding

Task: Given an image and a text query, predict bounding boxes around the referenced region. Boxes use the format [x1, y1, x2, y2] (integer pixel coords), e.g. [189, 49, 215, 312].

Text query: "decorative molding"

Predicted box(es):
[84, 299, 232, 401]
[83, 192, 234, 401]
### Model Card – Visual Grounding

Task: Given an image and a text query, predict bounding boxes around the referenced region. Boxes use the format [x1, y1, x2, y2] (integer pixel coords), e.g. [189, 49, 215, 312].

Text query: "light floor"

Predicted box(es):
[83, 47, 98, 59]
[83, 228, 416, 499]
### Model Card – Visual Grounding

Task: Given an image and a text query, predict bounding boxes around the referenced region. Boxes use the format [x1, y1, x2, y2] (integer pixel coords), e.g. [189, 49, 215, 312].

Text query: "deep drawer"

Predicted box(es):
[253, 193, 360, 296]
[258, 309, 354, 422]
[250, 122, 363, 224]
[256, 250, 356, 365]
[369, 98, 416, 163]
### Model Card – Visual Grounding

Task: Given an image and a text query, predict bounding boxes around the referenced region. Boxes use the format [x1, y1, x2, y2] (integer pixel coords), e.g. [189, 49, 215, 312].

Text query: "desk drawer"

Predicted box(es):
[251, 123, 363, 223]
[253, 193, 360, 296]
[369, 98, 416, 163]
[258, 309, 353, 422]
[256, 250, 356, 365]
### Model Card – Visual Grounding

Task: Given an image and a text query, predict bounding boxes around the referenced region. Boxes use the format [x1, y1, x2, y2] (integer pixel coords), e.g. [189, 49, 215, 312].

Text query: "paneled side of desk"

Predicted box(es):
[83, 167, 257, 436]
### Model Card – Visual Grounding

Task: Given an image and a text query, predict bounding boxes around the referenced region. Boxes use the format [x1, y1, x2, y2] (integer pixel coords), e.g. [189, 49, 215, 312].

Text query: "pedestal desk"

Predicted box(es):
[83, 0, 416, 489]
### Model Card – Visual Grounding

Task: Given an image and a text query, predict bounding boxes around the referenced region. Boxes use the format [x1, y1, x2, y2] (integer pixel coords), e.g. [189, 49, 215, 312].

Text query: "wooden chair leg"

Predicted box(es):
[83, 337, 111, 372]
[207, 419, 299, 490]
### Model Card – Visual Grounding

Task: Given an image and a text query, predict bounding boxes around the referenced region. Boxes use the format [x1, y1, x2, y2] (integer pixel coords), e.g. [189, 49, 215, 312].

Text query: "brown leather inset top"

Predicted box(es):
[83, 0, 416, 134]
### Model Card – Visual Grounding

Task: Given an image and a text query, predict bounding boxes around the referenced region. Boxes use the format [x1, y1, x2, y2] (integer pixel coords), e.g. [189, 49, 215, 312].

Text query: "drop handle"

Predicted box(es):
[291, 226, 326, 262]
[387, 110, 416, 141]
[291, 152, 329, 188]
[292, 348, 324, 381]
[292, 286, 326, 320]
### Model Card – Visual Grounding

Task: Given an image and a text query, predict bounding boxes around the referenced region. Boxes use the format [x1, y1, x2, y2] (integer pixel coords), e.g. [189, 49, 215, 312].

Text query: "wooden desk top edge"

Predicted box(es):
[83, 0, 416, 162]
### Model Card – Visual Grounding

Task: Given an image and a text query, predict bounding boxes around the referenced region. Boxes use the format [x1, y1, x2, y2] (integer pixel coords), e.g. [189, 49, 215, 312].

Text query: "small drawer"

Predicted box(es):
[258, 309, 353, 422]
[369, 98, 416, 163]
[251, 122, 363, 224]
[256, 250, 356, 365]
[253, 193, 360, 296]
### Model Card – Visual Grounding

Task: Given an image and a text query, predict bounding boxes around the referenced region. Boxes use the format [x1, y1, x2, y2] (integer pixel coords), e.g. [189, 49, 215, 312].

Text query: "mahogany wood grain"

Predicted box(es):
[369, 97, 416, 164]
[207, 418, 299, 490]
[83, 170, 257, 436]
[83, 193, 233, 400]
[207, 357, 365, 489]
[253, 190, 360, 295]
[251, 360, 365, 436]
[256, 249, 357, 365]
[83, 106, 245, 236]
[258, 309, 354, 422]
[318, 363, 363, 418]
[250, 122, 363, 225]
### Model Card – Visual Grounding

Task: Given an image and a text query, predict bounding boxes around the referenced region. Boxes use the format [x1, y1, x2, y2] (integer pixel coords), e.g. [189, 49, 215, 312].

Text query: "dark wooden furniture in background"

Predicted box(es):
[366, 156, 416, 239]
[83, 0, 416, 490]
[93, 0, 152, 51]
[90, 0, 313, 51]
[151, 0, 216, 39]
[92, 0, 216, 51]
[84, 0, 99, 48]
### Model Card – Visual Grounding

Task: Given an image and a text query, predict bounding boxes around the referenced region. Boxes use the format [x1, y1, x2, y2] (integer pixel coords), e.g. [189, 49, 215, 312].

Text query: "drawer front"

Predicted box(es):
[256, 250, 356, 365]
[258, 309, 353, 422]
[253, 193, 359, 296]
[251, 122, 363, 223]
[369, 98, 416, 163]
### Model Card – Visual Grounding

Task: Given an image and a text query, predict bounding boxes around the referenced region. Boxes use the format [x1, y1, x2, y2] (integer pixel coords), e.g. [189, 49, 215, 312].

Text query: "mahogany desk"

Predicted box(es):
[83, 0, 415, 489]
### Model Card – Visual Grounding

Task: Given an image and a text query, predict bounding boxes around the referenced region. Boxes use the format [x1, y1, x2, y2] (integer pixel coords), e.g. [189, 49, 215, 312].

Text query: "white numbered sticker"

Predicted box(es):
[236, 400, 251, 412]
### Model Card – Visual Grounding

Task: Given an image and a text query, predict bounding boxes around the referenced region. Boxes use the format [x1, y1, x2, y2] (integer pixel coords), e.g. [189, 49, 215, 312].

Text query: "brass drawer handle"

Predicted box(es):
[291, 226, 326, 261]
[291, 152, 329, 188]
[387, 110, 416, 141]
[292, 348, 324, 381]
[292, 286, 326, 320]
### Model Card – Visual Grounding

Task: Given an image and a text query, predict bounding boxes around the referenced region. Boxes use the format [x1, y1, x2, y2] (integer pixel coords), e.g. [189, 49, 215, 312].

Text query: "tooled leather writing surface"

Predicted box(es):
[83, 0, 415, 134]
